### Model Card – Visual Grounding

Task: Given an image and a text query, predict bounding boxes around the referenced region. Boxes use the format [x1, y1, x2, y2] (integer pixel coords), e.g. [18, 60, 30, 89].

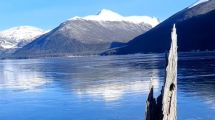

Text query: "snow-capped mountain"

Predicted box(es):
[189, 0, 209, 8]
[12, 9, 159, 58]
[70, 9, 159, 27]
[102, 0, 215, 55]
[0, 26, 45, 49]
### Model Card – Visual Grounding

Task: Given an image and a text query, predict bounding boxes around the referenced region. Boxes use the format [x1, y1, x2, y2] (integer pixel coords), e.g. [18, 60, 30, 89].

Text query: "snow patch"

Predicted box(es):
[69, 9, 159, 27]
[0, 26, 45, 49]
[189, 0, 209, 8]
[0, 26, 45, 40]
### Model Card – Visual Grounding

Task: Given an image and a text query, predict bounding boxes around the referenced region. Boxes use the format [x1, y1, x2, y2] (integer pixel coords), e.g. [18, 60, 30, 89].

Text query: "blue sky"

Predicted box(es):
[0, 0, 197, 30]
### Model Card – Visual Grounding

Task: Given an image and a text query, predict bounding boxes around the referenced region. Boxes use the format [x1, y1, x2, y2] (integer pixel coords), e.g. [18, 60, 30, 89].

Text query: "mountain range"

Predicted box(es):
[102, 0, 215, 55]
[7, 9, 158, 58]
[1, 0, 215, 59]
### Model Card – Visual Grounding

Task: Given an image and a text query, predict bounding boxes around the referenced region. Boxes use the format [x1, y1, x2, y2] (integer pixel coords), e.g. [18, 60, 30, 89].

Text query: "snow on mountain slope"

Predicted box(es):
[189, 0, 210, 8]
[70, 9, 159, 27]
[12, 9, 156, 58]
[102, 0, 215, 55]
[0, 26, 45, 49]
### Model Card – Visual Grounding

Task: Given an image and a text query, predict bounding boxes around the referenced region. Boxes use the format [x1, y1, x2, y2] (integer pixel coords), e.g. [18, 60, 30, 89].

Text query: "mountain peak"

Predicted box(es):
[1, 26, 44, 32]
[0, 26, 45, 49]
[97, 9, 122, 17]
[0, 26, 45, 39]
[69, 9, 159, 27]
[189, 0, 210, 8]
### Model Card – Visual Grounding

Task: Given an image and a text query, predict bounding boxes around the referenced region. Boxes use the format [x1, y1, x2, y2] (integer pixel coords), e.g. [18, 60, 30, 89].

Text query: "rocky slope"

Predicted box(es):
[103, 0, 215, 55]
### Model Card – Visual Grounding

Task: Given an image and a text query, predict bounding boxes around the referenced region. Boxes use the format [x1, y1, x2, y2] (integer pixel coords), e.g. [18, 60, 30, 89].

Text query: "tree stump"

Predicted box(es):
[145, 24, 177, 120]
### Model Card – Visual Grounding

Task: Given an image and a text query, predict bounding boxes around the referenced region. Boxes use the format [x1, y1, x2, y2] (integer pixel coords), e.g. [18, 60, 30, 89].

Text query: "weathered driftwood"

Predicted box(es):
[145, 24, 178, 120]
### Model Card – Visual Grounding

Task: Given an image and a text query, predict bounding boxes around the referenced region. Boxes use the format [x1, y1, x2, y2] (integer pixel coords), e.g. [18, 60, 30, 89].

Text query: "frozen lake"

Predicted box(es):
[0, 52, 215, 120]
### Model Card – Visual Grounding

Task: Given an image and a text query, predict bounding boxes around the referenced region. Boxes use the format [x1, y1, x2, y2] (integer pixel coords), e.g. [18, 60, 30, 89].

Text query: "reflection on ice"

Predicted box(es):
[75, 78, 159, 102]
[178, 55, 215, 113]
[0, 60, 49, 90]
[204, 99, 215, 110]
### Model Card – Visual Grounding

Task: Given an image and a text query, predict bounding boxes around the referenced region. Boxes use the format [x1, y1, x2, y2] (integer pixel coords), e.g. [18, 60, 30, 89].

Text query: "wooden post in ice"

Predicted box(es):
[145, 24, 178, 120]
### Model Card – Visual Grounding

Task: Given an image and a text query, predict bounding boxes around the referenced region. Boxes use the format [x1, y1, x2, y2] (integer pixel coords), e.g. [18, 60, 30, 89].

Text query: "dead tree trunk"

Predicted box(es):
[145, 24, 178, 120]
